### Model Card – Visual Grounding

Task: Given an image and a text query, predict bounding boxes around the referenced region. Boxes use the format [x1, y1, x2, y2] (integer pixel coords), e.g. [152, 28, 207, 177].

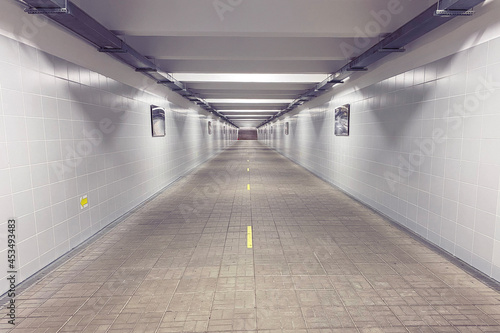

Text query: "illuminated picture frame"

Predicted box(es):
[151, 105, 166, 137]
[334, 104, 350, 136]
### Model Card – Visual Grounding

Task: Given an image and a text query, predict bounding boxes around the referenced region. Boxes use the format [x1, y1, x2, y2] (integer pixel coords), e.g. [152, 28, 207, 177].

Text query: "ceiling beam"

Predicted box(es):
[259, 0, 486, 127]
[21, 0, 238, 128]
[154, 59, 346, 74]
[186, 82, 313, 91]
[123, 36, 358, 61]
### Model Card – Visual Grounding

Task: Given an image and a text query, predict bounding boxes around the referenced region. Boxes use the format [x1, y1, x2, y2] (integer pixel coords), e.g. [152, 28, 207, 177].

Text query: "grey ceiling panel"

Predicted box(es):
[25, 0, 486, 128]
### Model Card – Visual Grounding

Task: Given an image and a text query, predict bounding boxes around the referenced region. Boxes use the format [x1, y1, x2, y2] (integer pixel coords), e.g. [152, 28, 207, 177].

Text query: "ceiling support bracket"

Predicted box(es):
[20, 0, 237, 128]
[135, 68, 157, 73]
[435, 0, 475, 16]
[25, 0, 68, 14]
[347, 67, 368, 72]
[258, 0, 484, 128]
[378, 48, 406, 53]
[434, 9, 474, 16]
[98, 47, 127, 53]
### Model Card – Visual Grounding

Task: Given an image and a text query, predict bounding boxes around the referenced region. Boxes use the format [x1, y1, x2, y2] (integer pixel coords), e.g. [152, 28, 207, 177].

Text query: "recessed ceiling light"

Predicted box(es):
[206, 99, 294, 104]
[226, 115, 274, 117]
[233, 118, 263, 120]
[171, 73, 329, 83]
[219, 110, 281, 113]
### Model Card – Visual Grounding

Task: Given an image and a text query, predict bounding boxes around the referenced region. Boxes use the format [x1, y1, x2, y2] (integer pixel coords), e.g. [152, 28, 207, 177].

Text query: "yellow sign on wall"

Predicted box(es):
[80, 195, 88, 209]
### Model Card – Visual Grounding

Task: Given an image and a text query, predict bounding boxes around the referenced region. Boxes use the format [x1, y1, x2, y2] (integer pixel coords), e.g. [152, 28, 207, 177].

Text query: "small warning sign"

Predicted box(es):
[80, 195, 88, 209]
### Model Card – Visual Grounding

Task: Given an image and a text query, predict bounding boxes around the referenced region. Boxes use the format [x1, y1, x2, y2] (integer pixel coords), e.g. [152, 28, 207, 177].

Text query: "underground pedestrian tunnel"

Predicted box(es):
[1, 0, 500, 331]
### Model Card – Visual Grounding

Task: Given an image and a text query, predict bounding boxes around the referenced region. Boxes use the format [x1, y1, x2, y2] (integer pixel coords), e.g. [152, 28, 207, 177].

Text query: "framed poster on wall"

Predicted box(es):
[334, 104, 350, 136]
[151, 105, 166, 137]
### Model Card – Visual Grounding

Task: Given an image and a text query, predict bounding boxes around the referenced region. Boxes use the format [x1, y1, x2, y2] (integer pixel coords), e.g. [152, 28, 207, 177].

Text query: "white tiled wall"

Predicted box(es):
[0, 34, 237, 295]
[260, 37, 500, 282]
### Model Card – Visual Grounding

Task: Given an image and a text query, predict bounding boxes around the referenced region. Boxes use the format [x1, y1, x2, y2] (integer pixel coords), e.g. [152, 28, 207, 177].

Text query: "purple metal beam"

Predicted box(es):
[258, 0, 485, 128]
[21, 0, 238, 128]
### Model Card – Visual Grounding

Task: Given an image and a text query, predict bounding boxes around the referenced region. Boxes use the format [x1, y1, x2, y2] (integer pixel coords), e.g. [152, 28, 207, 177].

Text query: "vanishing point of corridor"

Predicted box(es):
[2, 141, 500, 332]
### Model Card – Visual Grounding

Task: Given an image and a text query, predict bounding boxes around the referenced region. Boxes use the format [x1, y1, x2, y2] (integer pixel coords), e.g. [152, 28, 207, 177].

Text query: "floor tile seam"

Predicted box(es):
[54, 280, 122, 333]
[2, 252, 146, 328]
[309, 252, 362, 330]
[0, 153, 229, 307]
[264, 144, 500, 293]
[261, 144, 500, 329]
[252, 147, 312, 333]
[247, 147, 259, 331]
[203, 156, 246, 333]
[252, 144, 410, 331]
[45, 150, 238, 332]
[3, 147, 243, 331]
[341, 267, 435, 329]
[152, 280, 181, 333]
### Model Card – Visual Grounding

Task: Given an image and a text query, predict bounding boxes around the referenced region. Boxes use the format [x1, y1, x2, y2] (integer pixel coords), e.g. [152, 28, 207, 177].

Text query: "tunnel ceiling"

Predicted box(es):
[68, 0, 455, 127]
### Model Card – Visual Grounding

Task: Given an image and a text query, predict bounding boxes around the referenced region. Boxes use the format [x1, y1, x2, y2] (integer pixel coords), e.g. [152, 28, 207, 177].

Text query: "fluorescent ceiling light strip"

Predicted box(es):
[172, 73, 329, 83]
[226, 115, 274, 118]
[206, 99, 293, 104]
[218, 110, 281, 113]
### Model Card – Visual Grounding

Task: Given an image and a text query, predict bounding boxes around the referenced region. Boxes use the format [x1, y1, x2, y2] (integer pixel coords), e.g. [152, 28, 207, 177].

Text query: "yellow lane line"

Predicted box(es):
[247, 226, 253, 248]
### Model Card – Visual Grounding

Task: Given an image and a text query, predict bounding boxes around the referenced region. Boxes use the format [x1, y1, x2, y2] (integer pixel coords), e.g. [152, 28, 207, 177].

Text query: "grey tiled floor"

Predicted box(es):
[2, 141, 500, 332]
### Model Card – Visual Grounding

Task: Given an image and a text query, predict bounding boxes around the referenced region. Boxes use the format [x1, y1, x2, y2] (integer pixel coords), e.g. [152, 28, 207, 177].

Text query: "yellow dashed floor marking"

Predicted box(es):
[247, 226, 253, 248]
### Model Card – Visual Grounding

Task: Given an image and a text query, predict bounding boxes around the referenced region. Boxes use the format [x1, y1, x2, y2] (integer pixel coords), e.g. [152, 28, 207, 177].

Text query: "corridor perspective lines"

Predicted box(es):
[2, 141, 500, 332]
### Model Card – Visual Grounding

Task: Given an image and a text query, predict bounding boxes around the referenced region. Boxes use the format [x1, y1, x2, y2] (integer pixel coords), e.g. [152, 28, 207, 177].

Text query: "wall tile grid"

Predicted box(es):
[0, 34, 237, 295]
[260, 37, 500, 282]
